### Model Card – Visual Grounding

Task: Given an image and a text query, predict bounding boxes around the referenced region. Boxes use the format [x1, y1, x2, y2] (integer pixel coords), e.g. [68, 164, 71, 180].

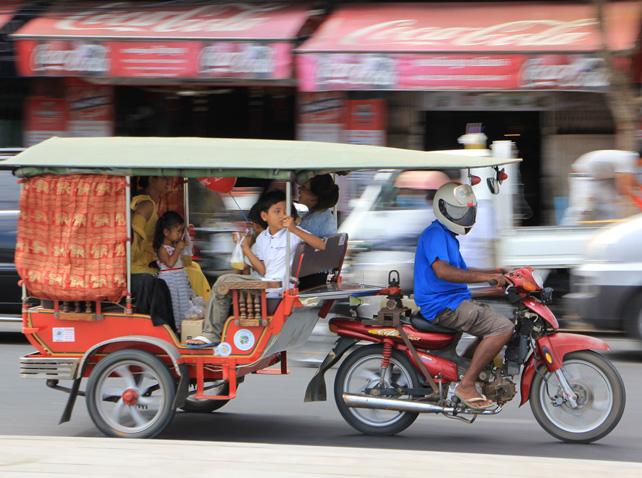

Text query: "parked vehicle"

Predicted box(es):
[5, 137, 623, 443]
[565, 214, 642, 339]
[0, 154, 23, 332]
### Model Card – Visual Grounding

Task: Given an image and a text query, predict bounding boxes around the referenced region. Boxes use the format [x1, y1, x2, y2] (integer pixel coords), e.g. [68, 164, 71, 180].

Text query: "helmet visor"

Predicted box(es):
[442, 202, 477, 227]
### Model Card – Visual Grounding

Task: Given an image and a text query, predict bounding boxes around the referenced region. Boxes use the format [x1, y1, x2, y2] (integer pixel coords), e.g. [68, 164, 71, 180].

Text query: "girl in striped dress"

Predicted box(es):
[154, 211, 195, 332]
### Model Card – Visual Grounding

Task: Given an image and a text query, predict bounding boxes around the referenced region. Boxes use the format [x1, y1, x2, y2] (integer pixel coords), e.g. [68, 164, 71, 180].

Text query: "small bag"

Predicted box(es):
[230, 233, 245, 271]
[185, 296, 206, 320]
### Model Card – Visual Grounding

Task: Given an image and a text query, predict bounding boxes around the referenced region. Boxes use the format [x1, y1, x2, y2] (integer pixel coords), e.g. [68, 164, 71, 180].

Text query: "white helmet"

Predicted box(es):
[433, 182, 477, 235]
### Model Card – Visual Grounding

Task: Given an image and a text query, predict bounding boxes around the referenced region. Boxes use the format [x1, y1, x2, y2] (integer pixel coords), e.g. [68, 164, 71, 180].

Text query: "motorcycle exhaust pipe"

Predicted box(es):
[342, 393, 454, 414]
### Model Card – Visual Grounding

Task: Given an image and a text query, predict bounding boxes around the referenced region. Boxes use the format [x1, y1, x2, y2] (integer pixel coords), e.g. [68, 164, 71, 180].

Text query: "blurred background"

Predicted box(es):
[1, 0, 642, 342]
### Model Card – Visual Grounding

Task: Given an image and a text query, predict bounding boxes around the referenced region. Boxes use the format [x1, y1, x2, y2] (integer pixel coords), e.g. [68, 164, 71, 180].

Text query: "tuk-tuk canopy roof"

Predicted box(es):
[2, 137, 521, 180]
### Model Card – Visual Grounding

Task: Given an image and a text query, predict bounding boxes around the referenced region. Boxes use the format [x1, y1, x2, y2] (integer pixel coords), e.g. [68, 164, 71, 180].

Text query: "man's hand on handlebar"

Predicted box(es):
[489, 273, 510, 288]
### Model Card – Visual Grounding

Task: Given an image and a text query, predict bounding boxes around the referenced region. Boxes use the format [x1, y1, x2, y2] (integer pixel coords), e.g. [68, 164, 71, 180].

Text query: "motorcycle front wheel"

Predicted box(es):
[530, 350, 625, 443]
[334, 344, 419, 436]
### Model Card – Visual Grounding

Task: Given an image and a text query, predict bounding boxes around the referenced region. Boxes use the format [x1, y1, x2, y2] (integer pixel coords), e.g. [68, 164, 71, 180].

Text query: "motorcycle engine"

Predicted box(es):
[481, 376, 517, 405]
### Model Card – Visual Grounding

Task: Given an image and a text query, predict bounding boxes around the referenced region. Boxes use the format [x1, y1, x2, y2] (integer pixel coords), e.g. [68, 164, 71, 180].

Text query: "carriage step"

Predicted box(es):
[20, 355, 79, 380]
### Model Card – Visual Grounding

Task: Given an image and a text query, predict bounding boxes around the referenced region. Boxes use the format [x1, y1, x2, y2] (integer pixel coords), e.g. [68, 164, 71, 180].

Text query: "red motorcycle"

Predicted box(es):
[306, 268, 625, 443]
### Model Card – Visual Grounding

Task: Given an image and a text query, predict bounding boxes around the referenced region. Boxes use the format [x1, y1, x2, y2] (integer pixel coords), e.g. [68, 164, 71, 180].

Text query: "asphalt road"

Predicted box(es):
[1, 332, 641, 463]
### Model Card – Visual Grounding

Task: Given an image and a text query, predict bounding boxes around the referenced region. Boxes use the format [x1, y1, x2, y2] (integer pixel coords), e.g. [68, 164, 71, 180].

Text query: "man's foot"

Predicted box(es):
[185, 336, 218, 349]
[454, 384, 495, 410]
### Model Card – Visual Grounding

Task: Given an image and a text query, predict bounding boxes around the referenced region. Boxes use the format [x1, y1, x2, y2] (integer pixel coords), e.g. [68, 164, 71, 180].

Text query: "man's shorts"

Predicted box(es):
[433, 300, 513, 338]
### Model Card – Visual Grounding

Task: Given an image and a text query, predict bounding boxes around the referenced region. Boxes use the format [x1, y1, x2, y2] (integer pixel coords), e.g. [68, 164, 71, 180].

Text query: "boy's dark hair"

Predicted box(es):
[257, 190, 287, 214]
[248, 202, 268, 229]
[309, 174, 339, 211]
[153, 210, 185, 253]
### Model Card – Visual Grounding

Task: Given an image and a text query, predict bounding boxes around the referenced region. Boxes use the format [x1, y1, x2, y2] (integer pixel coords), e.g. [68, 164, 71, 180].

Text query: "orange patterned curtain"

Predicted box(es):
[15, 175, 127, 302]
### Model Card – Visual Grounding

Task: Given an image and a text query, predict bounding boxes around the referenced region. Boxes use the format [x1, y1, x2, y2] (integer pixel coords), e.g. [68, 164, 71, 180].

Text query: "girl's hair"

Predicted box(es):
[153, 210, 185, 252]
[248, 202, 268, 230]
[309, 174, 339, 211]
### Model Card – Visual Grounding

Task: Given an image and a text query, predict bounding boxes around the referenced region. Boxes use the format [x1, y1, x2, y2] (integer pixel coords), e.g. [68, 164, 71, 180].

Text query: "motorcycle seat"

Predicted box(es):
[409, 315, 459, 334]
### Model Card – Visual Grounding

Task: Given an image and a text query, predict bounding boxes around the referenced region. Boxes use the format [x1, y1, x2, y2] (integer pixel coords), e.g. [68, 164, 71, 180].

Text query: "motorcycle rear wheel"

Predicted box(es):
[530, 350, 625, 443]
[334, 344, 419, 436]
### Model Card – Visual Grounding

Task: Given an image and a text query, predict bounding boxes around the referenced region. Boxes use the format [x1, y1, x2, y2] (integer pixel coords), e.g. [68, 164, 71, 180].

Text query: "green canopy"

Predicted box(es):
[1, 137, 521, 179]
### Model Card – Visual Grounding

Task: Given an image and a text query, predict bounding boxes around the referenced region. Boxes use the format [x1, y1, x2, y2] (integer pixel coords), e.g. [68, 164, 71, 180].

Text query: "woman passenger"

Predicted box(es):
[130, 177, 176, 329]
[297, 174, 339, 238]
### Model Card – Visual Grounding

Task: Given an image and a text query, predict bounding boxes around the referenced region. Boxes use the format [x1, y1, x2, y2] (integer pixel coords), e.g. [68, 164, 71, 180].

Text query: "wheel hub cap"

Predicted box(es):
[122, 388, 139, 406]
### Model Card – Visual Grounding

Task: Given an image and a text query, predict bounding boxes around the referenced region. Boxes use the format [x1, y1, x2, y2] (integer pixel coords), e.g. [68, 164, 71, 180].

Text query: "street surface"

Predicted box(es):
[1, 332, 641, 464]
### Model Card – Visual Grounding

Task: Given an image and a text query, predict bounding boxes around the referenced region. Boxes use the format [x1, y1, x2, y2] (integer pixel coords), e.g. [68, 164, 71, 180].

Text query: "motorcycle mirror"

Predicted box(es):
[487, 177, 500, 195]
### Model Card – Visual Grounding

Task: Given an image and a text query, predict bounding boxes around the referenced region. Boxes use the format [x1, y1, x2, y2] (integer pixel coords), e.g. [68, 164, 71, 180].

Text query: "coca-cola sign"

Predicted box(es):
[341, 19, 596, 49]
[315, 54, 396, 89]
[520, 56, 609, 89]
[299, 2, 641, 53]
[31, 42, 109, 74]
[199, 43, 274, 77]
[15, 1, 310, 39]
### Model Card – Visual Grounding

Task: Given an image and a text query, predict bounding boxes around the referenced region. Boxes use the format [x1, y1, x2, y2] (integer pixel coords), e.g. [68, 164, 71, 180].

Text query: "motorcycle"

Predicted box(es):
[306, 267, 626, 443]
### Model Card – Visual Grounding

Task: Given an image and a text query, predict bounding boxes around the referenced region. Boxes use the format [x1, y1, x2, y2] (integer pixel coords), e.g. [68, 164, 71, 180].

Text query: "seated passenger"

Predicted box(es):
[187, 190, 326, 347]
[154, 211, 197, 333]
[297, 174, 339, 238]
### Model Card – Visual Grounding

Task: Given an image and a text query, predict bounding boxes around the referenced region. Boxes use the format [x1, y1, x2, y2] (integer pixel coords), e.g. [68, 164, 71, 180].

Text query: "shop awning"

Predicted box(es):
[13, 1, 314, 80]
[0, 1, 21, 31]
[296, 2, 642, 91]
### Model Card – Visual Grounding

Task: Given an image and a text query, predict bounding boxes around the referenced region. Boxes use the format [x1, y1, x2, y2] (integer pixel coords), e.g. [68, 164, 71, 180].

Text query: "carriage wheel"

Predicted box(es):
[86, 349, 176, 438]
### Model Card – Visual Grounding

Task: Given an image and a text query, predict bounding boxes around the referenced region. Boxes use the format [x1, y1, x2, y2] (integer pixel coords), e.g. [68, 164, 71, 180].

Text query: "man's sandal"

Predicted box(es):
[185, 336, 218, 349]
[454, 391, 496, 410]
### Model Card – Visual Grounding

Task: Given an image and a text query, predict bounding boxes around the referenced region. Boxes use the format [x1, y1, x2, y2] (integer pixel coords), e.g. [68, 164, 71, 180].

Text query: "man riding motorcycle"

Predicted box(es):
[413, 182, 513, 410]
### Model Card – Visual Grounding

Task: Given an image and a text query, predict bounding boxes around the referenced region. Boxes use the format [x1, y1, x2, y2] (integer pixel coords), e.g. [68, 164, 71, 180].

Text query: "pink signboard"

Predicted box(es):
[14, 2, 310, 79]
[298, 52, 611, 92]
[16, 38, 294, 79]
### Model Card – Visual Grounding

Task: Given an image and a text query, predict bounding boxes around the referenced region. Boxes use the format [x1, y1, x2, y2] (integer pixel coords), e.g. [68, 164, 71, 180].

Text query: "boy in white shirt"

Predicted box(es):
[187, 190, 325, 347]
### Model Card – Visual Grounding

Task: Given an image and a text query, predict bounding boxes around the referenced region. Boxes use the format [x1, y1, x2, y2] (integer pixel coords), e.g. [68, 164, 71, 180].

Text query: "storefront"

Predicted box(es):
[295, 1, 642, 225]
[11, 1, 317, 144]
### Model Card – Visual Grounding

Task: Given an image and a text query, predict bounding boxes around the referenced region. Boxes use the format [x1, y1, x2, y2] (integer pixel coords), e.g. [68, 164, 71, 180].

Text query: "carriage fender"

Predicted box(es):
[519, 333, 610, 406]
[76, 335, 183, 379]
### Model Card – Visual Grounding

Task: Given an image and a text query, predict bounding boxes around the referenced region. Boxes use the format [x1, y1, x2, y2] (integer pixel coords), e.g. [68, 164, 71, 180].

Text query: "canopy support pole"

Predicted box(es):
[284, 179, 292, 292]
[125, 176, 132, 313]
[183, 177, 189, 223]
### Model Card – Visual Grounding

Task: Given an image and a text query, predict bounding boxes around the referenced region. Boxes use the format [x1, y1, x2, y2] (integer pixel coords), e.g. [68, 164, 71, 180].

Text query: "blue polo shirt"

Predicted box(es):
[414, 221, 471, 321]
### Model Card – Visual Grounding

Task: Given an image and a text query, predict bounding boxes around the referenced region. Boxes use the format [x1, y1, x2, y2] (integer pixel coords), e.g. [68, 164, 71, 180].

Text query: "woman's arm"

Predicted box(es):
[284, 217, 326, 251]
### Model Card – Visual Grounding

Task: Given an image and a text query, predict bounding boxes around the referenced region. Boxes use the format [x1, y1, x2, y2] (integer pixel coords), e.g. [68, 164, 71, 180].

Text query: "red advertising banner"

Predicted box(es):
[66, 79, 113, 137]
[24, 79, 114, 146]
[345, 99, 386, 146]
[13, 2, 311, 80]
[16, 38, 293, 80]
[297, 92, 345, 142]
[24, 96, 68, 147]
[297, 53, 610, 92]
